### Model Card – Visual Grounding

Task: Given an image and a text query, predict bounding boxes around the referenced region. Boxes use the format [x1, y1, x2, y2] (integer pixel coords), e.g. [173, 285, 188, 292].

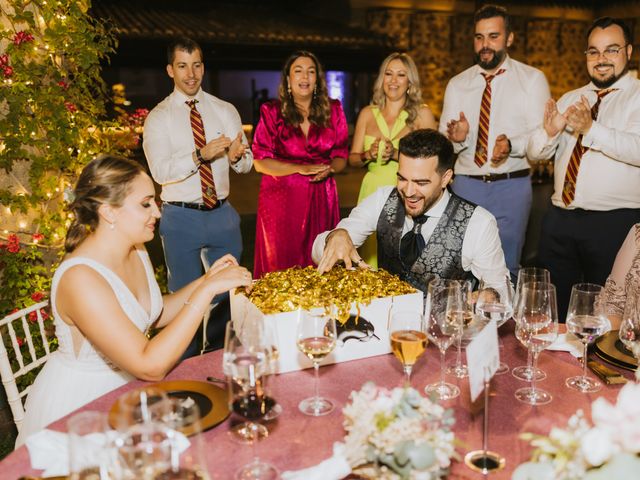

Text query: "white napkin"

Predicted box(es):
[547, 332, 584, 358]
[281, 442, 352, 480]
[26, 428, 190, 477]
[25, 429, 70, 477]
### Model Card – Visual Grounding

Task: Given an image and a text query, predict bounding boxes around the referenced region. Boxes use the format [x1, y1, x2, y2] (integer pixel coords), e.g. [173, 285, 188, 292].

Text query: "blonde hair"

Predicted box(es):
[65, 156, 145, 252]
[371, 52, 423, 127]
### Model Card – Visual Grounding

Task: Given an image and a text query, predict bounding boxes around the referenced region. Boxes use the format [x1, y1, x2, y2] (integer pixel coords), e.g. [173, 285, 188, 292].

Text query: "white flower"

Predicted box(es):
[580, 427, 617, 467]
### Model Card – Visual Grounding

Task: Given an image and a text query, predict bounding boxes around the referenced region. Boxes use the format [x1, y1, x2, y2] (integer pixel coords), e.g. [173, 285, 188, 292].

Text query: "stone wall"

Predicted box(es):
[365, 7, 635, 118]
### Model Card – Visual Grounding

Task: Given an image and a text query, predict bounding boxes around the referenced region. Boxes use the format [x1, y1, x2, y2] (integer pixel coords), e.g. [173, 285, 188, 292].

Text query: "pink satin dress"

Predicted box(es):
[252, 99, 348, 278]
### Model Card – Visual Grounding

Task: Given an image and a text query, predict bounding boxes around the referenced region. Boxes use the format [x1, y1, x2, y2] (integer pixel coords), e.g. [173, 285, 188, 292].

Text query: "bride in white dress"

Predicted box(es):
[16, 156, 252, 446]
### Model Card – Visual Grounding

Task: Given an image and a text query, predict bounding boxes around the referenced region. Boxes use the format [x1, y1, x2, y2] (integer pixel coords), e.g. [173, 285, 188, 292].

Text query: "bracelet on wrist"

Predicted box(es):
[360, 151, 372, 165]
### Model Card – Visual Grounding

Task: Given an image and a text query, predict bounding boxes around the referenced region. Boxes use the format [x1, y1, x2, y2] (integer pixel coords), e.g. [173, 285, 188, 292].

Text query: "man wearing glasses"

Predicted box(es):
[528, 17, 640, 320]
[439, 4, 550, 280]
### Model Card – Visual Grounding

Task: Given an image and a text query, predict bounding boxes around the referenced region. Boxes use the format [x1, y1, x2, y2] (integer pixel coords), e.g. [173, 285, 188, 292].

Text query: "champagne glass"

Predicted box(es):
[445, 279, 474, 378]
[512, 267, 551, 381]
[296, 309, 337, 416]
[514, 283, 559, 405]
[476, 275, 514, 374]
[565, 283, 609, 393]
[424, 279, 460, 400]
[619, 290, 640, 361]
[261, 326, 283, 421]
[389, 309, 427, 386]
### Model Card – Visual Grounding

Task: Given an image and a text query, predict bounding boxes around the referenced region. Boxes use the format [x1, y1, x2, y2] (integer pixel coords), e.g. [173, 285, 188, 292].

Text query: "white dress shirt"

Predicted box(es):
[439, 56, 550, 175]
[312, 188, 509, 284]
[143, 88, 253, 203]
[527, 72, 640, 211]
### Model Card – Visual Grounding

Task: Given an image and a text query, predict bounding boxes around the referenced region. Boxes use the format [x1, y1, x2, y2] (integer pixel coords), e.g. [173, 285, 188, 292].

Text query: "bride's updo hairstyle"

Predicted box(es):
[65, 156, 146, 253]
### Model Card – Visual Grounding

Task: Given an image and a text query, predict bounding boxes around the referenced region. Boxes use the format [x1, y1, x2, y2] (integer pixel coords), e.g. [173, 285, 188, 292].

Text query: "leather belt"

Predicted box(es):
[464, 168, 530, 183]
[165, 199, 225, 211]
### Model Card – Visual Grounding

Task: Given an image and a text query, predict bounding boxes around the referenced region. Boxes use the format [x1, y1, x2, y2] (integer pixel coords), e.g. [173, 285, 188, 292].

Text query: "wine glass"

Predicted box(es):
[223, 319, 269, 443]
[261, 326, 283, 421]
[512, 267, 551, 381]
[476, 275, 514, 374]
[424, 279, 460, 400]
[514, 282, 559, 405]
[444, 279, 474, 378]
[227, 340, 279, 479]
[565, 283, 609, 393]
[296, 309, 337, 416]
[111, 386, 169, 431]
[619, 291, 640, 361]
[389, 309, 427, 386]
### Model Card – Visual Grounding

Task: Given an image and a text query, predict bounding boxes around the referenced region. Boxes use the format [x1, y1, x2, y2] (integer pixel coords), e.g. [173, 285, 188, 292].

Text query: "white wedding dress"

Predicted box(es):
[15, 248, 163, 447]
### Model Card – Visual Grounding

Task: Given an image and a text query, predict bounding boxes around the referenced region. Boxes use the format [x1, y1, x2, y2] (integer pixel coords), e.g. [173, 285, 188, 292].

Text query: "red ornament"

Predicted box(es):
[3, 66, 13, 78]
[64, 102, 77, 113]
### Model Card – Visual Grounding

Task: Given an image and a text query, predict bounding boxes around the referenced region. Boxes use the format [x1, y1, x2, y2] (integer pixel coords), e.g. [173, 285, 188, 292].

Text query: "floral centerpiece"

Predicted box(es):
[513, 371, 640, 479]
[343, 382, 457, 479]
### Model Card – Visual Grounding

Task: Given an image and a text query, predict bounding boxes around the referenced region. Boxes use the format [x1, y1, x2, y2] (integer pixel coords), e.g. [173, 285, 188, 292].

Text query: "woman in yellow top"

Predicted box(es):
[349, 52, 437, 267]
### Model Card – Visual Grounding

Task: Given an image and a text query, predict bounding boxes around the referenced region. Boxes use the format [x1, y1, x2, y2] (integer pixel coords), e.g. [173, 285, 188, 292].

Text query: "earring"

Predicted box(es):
[109, 222, 115, 231]
[313, 84, 317, 97]
[287, 83, 292, 95]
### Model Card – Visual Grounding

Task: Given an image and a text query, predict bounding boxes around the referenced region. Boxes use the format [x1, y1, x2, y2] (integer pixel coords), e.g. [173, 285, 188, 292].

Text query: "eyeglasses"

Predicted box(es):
[584, 45, 627, 60]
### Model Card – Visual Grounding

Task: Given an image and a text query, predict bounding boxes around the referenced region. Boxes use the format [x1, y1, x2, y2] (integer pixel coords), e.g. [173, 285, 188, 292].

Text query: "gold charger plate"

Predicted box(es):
[594, 330, 638, 371]
[109, 380, 229, 436]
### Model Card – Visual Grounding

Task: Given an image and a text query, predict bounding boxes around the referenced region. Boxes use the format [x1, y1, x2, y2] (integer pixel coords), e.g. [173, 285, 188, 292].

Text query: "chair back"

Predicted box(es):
[0, 301, 51, 431]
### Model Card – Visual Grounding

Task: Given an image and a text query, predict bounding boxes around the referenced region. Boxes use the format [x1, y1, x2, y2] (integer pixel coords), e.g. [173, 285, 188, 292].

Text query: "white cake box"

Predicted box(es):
[230, 289, 423, 374]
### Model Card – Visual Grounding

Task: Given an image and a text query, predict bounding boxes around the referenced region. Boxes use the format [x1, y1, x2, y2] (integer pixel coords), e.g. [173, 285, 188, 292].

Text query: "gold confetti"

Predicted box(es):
[238, 266, 415, 323]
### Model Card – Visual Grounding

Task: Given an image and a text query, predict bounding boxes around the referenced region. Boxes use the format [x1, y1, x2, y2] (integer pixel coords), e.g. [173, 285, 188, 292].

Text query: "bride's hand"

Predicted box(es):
[206, 254, 239, 278]
[205, 265, 252, 294]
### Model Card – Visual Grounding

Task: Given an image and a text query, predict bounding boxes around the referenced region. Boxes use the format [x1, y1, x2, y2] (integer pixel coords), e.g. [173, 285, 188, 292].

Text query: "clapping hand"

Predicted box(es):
[543, 98, 568, 137]
[227, 132, 247, 163]
[380, 139, 395, 165]
[491, 134, 511, 166]
[201, 134, 232, 160]
[565, 95, 593, 136]
[446, 112, 469, 143]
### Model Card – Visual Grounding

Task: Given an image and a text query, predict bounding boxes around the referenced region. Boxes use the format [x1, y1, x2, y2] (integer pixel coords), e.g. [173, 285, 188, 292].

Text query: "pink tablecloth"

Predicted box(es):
[1, 323, 631, 479]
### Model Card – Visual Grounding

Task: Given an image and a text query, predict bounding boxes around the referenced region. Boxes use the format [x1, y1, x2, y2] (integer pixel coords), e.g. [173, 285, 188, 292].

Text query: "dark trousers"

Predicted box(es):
[538, 205, 640, 321]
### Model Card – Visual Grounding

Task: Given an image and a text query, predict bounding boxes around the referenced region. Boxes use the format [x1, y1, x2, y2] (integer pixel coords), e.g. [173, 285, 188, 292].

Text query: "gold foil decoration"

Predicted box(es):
[239, 266, 415, 323]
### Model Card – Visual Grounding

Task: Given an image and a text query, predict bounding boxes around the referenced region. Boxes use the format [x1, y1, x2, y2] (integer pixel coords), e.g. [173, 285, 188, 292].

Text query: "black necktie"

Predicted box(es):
[400, 215, 428, 267]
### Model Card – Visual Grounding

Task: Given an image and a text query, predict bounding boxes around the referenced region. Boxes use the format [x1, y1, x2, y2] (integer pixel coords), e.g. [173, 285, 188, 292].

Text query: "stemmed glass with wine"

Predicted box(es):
[445, 279, 474, 378]
[512, 267, 551, 381]
[424, 279, 460, 400]
[389, 309, 427, 386]
[565, 283, 609, 393]
[296, 309, 337, 416]
[514, 282, 559, 405]
[476, 275, 514, 374]
[226, 320, 279, 479]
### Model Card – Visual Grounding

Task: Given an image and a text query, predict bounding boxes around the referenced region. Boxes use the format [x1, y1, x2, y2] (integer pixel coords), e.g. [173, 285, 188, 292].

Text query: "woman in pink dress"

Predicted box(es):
[252, 51, 348, 277]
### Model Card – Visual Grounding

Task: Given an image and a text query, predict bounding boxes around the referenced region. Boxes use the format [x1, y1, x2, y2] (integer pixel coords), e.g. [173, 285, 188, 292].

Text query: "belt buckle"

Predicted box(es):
[482, 174, 492, 183]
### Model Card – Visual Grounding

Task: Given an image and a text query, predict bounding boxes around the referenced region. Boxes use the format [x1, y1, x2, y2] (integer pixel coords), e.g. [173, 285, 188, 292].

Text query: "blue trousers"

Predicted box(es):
[160, 201, 242, 292]
[451, 175, 532, 279]
[159, 201, 242, 359]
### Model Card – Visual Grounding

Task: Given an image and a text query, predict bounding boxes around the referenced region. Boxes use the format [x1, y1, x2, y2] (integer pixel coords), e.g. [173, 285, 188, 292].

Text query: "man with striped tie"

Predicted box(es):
[528, 17, 640, 320]
[439, 4, 550, 280]
[143, 37, 253, 356]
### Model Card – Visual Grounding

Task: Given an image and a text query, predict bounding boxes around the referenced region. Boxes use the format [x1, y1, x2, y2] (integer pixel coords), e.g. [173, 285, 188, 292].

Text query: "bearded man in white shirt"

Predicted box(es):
[143, 37, 253, 356]
[312, 129, 509, 292]
[527, 17, 640, 320]
[440, 4, 550, 280]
